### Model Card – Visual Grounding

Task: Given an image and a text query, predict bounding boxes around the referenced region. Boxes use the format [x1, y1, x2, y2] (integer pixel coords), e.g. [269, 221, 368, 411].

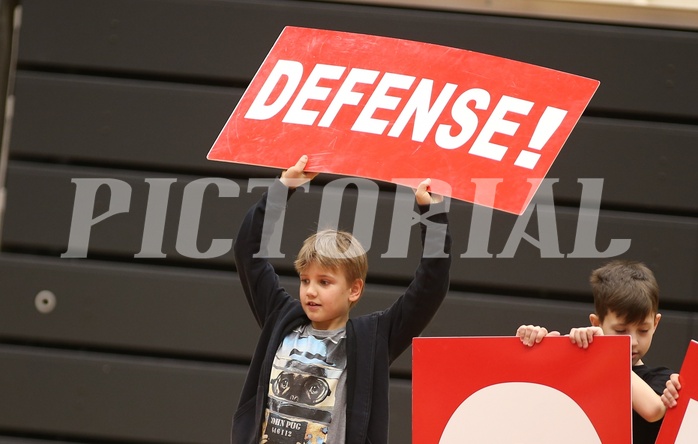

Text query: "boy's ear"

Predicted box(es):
[348, 279, 364, 303]
[589, 313, 601, 327]
[654, 313, 662, 329]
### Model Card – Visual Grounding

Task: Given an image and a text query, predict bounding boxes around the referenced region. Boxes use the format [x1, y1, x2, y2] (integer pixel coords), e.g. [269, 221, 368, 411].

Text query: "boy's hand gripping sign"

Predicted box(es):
[208, 27, 599, 214]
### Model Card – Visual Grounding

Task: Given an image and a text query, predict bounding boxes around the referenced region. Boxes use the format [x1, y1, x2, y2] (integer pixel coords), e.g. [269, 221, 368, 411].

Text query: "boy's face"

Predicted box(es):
[590, 311, 661, 366]
[298, 263, 363, 331]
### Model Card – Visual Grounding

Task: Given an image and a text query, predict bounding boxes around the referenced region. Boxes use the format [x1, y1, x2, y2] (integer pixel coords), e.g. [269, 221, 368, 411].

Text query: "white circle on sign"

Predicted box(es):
[675, 398, 698, 443]
[439, 382, 601, 444]
[35, 290, 57, 314]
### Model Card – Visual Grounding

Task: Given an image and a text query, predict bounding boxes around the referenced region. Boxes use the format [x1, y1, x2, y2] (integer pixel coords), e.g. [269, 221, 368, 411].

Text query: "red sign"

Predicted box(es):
[413, 336, 631, 443]
[656, 340, 698, 443]
[208, 26, 599, 214]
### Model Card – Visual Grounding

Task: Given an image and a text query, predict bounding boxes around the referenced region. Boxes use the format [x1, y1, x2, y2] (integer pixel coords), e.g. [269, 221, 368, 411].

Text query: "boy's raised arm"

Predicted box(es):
[234, 155, 316, 326]
[384, 180, 452, 360]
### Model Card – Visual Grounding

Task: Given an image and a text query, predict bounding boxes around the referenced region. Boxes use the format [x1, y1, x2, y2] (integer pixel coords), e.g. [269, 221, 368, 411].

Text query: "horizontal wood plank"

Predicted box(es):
[0, 253, 259, 361]
[0, 438, 83, 444]
[17, 0, 698, 119]
[1, 253, 693, 372]
[0, 344, 413, 443]
[10, 71, 241, 174]
[0, 345, 239, 443]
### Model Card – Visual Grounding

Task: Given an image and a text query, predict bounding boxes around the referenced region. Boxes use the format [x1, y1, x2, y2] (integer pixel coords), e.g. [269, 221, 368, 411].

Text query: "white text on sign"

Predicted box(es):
[244, 59, 568, 169]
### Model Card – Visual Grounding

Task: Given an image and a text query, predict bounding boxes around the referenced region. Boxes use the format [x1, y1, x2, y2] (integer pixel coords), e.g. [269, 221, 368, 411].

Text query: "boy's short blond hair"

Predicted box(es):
[589, 260, 659, 324]
[294, 229, 368, 290]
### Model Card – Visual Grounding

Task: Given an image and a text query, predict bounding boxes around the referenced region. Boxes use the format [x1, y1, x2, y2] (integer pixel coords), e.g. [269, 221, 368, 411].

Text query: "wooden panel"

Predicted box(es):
[0, 344, 413, 443]
[0, 252, 592, 371]
[17, 0, 698, 118]
[388, 378, 412, 443]
[0, 438, 81, 444]
[1, 253, 694, 374]
[10, 71, 242, 174]
[0, 345, 240, 443]
[1, 162, 256, 263]
[0, 252, 259, 361]
[10, 72, 698, 213]
[548, 117, 698, 214]
[3, 162, 697, 302]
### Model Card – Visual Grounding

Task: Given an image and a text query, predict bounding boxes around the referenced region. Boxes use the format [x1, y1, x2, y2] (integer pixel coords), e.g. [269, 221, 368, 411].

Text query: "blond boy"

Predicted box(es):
[231, 156, 451, 444]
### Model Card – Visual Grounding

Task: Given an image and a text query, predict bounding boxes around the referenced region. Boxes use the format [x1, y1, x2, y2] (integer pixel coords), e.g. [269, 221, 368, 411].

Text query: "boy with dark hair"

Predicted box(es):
[232, 155, 451, 443]
[517, 260, 681, 444]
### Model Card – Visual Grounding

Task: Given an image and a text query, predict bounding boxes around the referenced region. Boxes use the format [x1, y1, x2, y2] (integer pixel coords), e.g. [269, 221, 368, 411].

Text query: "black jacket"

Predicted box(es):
[232, 180, 451, 443]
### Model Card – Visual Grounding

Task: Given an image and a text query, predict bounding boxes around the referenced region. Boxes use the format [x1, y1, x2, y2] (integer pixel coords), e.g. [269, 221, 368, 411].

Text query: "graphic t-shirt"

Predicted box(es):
[261, 324, 347, 444]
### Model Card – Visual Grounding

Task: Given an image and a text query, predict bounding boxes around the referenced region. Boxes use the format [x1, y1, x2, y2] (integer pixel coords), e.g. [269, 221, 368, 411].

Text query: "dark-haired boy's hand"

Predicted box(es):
[569, 326, 604, 349]
[516, 325, 560, 347]
[662, 373, 682, 408]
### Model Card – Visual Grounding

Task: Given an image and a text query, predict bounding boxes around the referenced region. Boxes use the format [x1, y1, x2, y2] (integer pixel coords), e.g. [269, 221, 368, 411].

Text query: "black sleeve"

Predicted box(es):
[634, 365, 674, 395]
[233, 179, 296, 328]
[383, 200, 452, 362]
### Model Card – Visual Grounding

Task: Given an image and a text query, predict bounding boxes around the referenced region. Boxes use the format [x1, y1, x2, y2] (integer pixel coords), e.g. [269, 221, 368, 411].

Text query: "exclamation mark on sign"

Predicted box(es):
[515, 106, 568, 169]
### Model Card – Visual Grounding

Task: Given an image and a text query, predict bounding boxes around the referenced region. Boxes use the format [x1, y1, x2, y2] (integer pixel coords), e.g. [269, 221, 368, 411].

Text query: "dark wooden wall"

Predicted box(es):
[1, 0, 697, 442]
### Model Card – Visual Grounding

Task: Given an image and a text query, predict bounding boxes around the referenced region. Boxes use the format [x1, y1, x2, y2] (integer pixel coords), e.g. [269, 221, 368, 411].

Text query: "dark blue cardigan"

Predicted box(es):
[231, 180, 451, 444]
